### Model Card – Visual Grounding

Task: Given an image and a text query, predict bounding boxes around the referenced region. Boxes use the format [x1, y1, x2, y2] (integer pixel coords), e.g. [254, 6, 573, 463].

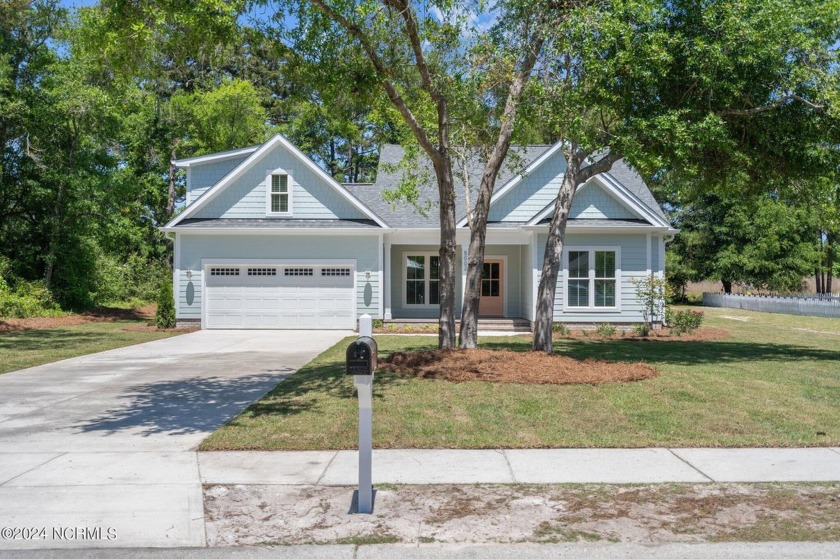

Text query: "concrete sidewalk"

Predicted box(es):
[199, 447, 840, 485]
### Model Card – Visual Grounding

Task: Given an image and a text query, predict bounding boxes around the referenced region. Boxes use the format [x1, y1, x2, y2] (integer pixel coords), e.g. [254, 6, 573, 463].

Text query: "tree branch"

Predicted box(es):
[308, 0, 437, 155]
[719, 94, 825, 116]
[383, 0, 439, 102]
[578, 150, 622, 183]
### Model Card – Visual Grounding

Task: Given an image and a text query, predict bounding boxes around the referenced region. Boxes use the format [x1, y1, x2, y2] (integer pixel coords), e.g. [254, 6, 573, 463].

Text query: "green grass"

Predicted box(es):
[199, 307, 840, 450]
[0, 321, 184, 375]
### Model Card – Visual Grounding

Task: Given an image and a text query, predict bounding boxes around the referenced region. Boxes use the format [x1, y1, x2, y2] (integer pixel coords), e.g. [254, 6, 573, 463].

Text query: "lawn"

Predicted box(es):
[0, 321, 184, 375]
[200, 307, 840, 450]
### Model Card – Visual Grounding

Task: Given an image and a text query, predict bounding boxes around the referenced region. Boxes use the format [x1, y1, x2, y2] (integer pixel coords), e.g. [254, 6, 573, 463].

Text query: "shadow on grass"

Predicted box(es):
[475, 338, 840, 366]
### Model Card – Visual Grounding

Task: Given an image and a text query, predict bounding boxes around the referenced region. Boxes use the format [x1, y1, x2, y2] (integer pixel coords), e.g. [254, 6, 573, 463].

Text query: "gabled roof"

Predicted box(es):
[347, 144, 551, 228]
[163, 134, 388, 229]
[172, 145, 260, 167]
[351, 143, 668, 229]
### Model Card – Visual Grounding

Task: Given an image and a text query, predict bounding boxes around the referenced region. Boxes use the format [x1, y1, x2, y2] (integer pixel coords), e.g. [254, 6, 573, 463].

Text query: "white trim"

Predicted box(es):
[457, 143, 563, 227]
[377, 234, 384, 319]
[173, 233, 181, 318]
[658, 235, 666, 280]
[383, 237, 393, 319]
[265, 169, 293, 216]
[561, 246, 622, 313]
[401, 251, 442, 308]
[161, 227, 382, 236]
[525, 175, 660, 227]
[172, 146, 260, 167]
[646, 233, 652, 277]
[480, 255, 509, 318]
[166, 134, 388, 228]
[530, 232, 539, 321]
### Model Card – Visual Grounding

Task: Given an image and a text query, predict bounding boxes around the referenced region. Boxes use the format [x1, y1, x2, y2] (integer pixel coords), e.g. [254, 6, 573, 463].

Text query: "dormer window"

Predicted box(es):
[269, 173, 290, 214]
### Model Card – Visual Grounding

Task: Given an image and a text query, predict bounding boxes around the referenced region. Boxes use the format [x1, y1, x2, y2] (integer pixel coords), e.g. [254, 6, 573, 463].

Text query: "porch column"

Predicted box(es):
[383, 237, 393, 320]
[460, 245, 467, 314]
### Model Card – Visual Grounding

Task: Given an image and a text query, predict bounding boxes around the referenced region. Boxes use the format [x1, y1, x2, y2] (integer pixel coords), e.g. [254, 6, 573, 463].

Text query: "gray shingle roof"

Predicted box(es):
[347, 144, 667, 228]
[177, 218, 381, 229]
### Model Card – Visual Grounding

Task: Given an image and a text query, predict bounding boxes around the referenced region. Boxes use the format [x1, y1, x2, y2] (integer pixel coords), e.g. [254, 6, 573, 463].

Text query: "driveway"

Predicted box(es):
[0, 330, 349, 549]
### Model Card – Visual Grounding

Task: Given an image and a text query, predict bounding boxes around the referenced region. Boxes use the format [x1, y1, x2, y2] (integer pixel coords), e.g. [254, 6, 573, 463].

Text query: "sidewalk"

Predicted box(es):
[199, 447, 840, 485]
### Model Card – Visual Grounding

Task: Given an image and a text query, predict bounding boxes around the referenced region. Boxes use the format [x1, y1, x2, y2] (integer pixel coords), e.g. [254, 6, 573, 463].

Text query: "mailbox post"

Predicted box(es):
[346, 315, 376, 513]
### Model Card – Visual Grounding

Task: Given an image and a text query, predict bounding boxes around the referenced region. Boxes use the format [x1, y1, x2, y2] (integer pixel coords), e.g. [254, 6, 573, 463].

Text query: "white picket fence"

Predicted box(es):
[703, 293, 840, 318]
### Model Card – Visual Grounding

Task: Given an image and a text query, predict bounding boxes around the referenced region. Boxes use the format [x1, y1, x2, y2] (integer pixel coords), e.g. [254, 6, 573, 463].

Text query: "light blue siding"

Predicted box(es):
[569, 182, 638, 220]
[176, 234, 380, 320]
[538, 233, 649, 323]
[651, 235, 660, 275]
[489, 151, 566, 222]
[187, 156, 249, 204]
[193, 144, 367, 220]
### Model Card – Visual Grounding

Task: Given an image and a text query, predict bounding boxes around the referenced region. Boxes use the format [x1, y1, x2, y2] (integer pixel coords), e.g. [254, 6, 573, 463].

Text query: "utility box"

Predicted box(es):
[346, 336, 377, 375]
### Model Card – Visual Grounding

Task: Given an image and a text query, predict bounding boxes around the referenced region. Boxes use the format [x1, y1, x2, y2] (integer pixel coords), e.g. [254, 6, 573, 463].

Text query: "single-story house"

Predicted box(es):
[161, 134, 676, 329]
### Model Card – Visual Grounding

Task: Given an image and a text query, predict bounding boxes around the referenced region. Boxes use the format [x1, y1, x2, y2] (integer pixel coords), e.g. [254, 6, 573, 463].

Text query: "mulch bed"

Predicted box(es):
[379, 348, 657, 385]
[555, 328, 731, 342]
[0, 305, 157, 332]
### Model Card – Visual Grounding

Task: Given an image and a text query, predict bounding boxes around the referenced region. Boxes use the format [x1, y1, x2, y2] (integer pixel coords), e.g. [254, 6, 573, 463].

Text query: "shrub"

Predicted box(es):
[633, 323, 651, 337]
[631, 274, 667, 330]
[596, 323, 617, 337]
[372, 319, 383, 329]
[155, 279, 176, 329]
[0, 279, 64, 318]
[667, 309, 704, 335]
[552, 322, 570, 336]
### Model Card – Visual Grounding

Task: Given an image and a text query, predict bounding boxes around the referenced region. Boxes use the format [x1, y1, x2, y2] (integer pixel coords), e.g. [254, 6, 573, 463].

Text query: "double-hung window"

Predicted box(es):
[405, 254, 440, 306]
[565, 248, 619, 310]
[268, 173, 290, 214]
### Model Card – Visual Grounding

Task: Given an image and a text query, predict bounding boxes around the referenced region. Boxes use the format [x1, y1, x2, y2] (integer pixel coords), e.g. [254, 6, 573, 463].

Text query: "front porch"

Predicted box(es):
[382, 229, 535, 324]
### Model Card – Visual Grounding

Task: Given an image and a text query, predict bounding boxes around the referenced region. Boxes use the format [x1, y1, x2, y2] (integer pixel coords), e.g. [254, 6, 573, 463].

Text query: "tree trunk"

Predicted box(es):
[432, 157, 458, 349]
[827, 234, 835, 294]
[815, 266, 823, 294]
[532, 164, 580, 353]
[722, 279, 733, 294]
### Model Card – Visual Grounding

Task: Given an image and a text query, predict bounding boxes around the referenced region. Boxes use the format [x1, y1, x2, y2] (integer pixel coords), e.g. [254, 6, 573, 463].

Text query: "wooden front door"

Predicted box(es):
[479, 259, 504, 317]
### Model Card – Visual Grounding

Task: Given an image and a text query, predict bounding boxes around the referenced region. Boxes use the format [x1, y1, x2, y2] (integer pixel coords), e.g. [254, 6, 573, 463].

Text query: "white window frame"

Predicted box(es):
[266, 168, 292, 216]
[402, 251, 441, 308]
[562, 246, 622, 312]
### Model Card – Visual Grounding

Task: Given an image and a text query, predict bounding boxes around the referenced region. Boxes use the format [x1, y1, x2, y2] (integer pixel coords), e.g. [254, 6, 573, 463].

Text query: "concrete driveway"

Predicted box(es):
[0, 330, 349, 549]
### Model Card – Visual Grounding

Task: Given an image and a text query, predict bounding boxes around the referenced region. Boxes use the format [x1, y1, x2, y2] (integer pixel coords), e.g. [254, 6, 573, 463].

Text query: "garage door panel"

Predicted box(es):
[206, 264, 355, 329]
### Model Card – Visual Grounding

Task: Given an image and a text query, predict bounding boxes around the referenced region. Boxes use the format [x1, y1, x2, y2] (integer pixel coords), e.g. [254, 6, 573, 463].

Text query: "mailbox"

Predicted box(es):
[346, 336, 377, 375]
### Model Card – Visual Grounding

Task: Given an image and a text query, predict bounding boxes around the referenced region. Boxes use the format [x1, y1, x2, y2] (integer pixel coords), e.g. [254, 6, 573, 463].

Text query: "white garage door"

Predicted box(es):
[205, 264, 355, 329]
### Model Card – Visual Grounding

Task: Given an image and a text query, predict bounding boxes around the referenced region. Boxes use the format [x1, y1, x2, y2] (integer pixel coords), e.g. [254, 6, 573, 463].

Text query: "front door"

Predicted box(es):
[479, 259, 504, 317]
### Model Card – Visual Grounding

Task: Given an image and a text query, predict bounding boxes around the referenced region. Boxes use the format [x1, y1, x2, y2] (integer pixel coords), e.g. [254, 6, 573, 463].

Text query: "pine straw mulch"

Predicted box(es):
[554, 327, 731, 342]
[0, 305, 157, 332]
[379, 348, 657, 385]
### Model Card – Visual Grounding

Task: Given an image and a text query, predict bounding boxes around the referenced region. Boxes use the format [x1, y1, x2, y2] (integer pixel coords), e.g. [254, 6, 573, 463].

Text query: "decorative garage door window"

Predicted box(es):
[284, 267, 314, 276]
[248, 267, 277, 276]
[321, 268, 351, 276]
[210, 267, 240, 276]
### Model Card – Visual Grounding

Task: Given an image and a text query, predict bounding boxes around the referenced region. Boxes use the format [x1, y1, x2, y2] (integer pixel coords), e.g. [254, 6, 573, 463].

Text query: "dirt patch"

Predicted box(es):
[0, 305, 157, 332]
[203, 483, 840, 546]
[554, 328, 730, 342]
[379, 348, 656, 385]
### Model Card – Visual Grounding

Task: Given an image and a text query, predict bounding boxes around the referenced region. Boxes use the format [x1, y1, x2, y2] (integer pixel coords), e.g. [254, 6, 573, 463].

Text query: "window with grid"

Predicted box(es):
[210, 267, 240, 276]
[321, 268, 351, 276]
[248, 268, 277, 276]
[481, 262, 500, 297]
[566, 249, 618, 309]
[270, 173, 289, 213]
[567, 251, 589, 307]
[594, 251, 616, 307]
[284, 267, 313, 276]
[405, 255, 440, 305]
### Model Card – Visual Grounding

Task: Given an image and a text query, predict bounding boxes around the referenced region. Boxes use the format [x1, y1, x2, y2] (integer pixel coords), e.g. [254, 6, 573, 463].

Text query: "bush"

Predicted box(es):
[631, 274, 667, 330]
[666, 309, 704, 335]
[372, 319, 383, 329]
[0, 279, 64, 318]
[94, 254, 167, 307]
[552, 322, 570, 336]
[596, 323, 617, 337]
[155, 279, 176, 329]
[633, 323, 651, 337]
